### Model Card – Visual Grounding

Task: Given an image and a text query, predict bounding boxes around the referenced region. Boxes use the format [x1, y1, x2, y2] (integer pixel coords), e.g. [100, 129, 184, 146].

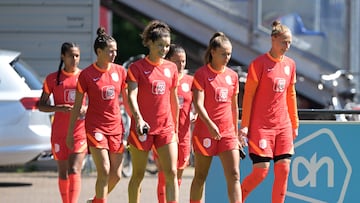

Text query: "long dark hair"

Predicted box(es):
[140, 20, 171, 47]
[165, 44, 185, 59]
[93, 27, 116, 55]
[56, 42, 79, 85]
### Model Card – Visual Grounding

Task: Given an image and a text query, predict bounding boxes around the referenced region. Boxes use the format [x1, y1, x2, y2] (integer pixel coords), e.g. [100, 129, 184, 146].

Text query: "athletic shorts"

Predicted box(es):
[128, 130, 177, 151]
[86, 132, 124, 153]
[51, 134, 87, 161]
[248, 127, 294, 158]
[192, 135, 239, 156]
[177, 130, 191, 169]
[177, 142, 191, 169]
[153, 142, 191, 169]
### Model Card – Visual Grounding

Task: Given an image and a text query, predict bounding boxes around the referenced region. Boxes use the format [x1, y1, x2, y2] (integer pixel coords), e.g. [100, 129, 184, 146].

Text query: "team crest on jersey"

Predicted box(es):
[164, 68, 171, 78]
[54, 143, 60, 153]
[152, 80, 166, 95]
[181, 83, 190, 92]
[64, 89, 76, 103]
[95, 132, 104, 141]
[284, 66, 290, 76]
[101, 85, 115, 100]
[215, 87, 228, 102]
[225, 75, 233, 85]
[203, 138, 211, 148]
[259, 139, 267, 149]
[111, 72, 119, 82]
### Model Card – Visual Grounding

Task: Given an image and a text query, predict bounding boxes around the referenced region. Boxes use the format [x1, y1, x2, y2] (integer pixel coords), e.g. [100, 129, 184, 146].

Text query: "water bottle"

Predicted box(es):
[139, 126, 148, 142]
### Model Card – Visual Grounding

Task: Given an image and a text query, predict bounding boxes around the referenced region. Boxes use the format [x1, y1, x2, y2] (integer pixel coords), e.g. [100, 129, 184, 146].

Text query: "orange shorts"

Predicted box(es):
[51, 134, 87, 161]
[86, 132, 125, 153]
[248, 127, 294, 158]
[177, 142, 191, 169]
[128, 130, 177, 151]
[192, 135, 239, 156]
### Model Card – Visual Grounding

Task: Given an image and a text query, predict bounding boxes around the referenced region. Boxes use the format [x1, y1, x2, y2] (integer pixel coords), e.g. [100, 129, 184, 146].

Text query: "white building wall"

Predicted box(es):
[0, 0, 99, 79]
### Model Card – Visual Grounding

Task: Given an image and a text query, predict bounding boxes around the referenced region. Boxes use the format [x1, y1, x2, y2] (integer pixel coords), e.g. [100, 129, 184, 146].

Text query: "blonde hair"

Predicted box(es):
[271, 20, 291, 37]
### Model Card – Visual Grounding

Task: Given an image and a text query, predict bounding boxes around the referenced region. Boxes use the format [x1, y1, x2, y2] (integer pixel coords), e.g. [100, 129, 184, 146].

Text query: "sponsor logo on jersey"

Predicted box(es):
[215, 87, 228, 102]
[152, 80, 166, 95]
[101, 85, 115, 100]
[64, 89, 76, 103]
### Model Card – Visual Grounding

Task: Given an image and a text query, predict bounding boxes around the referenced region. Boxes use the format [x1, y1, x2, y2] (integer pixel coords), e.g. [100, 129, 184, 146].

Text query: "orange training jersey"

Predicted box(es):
[127, 57, 178, 135]
[178, 74, 193, 142]
[241, 52, 299, 130]
[192, 64, 239, 138]
[43, 69, 85, 139]
[77, 63, 127, 135]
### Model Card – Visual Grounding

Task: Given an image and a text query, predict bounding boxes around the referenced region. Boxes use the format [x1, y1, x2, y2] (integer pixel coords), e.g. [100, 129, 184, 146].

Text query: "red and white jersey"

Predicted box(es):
[127, 57, 178, 135]
[77, 63, 127, 135]
[244, 52, 297, 129]
[43, 69, 85, 139]
[192, 64, 239, 138]
[177, 74, 193, 141]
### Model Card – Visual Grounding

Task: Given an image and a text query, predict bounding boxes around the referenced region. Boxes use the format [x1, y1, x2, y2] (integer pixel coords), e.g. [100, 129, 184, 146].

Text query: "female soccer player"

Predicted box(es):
[67, 27, 128, 203]
[126, 20, 179, 203]
[39, 42, 87, 203]
[239, 20, 299, 203]
[190, 32, 242, 203]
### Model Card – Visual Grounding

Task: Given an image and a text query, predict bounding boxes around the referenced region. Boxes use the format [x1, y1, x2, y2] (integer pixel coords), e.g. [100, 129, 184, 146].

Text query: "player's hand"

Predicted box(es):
[208, 123, 221, 140]
[78, 105, 88, 119]
[293, 128, 298, 140]
[136, 119, 150, 135]
[238, 127, 248, 147]
[190, 112, 198, 122]
[57, 104, 73, 112]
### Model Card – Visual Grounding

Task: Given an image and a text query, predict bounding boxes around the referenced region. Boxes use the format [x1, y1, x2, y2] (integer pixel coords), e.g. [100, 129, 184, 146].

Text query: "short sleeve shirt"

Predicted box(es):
[77, 63, 127, 135]
[247, 53, 296, 130]
[127, 58, 178, 135]
[178, 74, 193, 140]
[43, 69, 85, 138]
[192, 64, 239, 138]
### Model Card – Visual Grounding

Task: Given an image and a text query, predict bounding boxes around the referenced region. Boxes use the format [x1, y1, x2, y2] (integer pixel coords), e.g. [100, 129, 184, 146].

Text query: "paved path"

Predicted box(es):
[0, 166, 194, 203]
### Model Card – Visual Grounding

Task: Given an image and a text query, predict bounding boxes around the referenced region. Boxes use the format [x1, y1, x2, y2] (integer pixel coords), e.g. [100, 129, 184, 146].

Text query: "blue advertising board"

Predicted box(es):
[205, 121, 360, 203]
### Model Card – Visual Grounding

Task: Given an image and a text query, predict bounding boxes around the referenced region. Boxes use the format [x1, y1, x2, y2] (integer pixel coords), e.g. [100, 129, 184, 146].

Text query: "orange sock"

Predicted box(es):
[241, 167, 269, 202]
[167, 201, 177, 203]
[69, 173, 81, 203]
[272, 162, 290, 203]
[178, 178, 182, 187]
[58, 178, 69, 203]
[157, 171, 166, 203]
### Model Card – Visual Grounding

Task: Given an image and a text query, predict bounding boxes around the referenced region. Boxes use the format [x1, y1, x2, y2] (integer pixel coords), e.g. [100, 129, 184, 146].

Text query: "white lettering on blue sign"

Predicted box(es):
[292, 153, 334, 187]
